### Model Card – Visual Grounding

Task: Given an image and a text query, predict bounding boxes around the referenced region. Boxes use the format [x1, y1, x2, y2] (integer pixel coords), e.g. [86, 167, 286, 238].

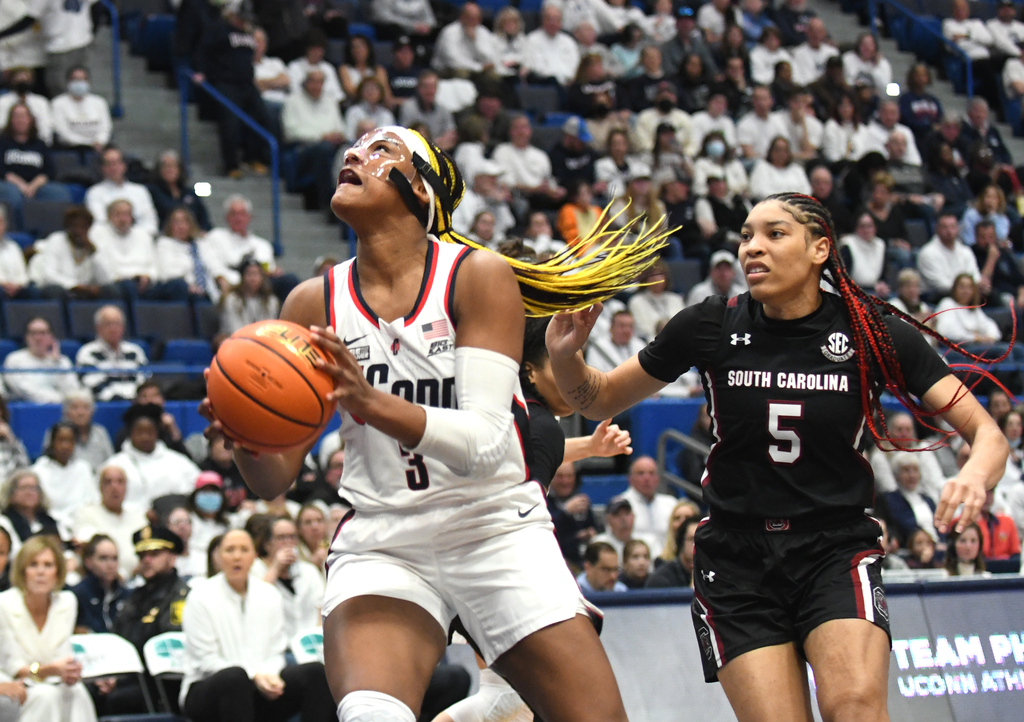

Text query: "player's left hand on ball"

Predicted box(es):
[591, 418, 633, 457]
[935, 472, 986, 534]
[310, 325, 374, 412]
[198, 370, 260, 458]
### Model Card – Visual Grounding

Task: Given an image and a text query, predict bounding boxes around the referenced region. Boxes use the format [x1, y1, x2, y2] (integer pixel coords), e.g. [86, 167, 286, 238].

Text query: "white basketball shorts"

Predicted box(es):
[322, 481, 583, 664]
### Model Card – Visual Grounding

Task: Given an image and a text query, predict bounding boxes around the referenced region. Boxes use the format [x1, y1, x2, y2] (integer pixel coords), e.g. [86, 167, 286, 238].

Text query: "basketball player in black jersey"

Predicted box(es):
[546, 193, 1009, 721]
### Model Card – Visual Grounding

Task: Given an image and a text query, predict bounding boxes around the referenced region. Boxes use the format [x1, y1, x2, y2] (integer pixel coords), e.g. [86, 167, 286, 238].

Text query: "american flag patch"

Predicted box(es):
[421, 319, 449, 339]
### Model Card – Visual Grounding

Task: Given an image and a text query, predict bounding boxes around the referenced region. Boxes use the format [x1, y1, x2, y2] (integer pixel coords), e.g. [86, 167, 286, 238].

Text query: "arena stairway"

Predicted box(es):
[89, 23, 347, 279]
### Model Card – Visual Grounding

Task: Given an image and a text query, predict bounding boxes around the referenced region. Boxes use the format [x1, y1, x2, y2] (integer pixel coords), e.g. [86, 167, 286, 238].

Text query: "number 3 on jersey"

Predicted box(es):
[767, 401, 803, 465]
[400, 445, 430, 490]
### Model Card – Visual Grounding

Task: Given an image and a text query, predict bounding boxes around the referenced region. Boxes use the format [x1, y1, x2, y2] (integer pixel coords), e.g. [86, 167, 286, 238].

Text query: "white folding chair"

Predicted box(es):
[288, 628, 324, 665]
[142, 632, 187, 712]
[71, 633, 155, 713]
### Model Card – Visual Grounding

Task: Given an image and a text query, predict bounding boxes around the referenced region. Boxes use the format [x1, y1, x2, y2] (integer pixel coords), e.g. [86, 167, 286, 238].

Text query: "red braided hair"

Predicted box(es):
[763, 192, 1013, 450]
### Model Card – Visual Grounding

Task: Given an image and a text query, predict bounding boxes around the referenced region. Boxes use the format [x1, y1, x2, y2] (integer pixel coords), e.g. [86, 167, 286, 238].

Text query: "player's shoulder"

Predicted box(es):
[281, 275, 330, 329]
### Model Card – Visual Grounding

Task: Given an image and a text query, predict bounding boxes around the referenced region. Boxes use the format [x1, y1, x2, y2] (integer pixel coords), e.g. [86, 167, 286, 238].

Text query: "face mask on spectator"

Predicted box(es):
[707, 140, 726, 158]
[68, 80, 90, 97]
[656, 98, 674, 113]
[194, 491, 223, 514]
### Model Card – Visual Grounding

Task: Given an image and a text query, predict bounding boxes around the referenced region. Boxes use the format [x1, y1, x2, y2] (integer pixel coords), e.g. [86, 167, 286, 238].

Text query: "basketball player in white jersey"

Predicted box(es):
[200, 127, 666, 722]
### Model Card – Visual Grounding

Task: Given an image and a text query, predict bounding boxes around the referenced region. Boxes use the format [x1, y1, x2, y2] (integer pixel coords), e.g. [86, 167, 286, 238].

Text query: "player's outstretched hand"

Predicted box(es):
[310, 325, 375, 416]
[934, 471, 987, 535]
[546, 303, 603, 360]
[590, 419, 633, 458]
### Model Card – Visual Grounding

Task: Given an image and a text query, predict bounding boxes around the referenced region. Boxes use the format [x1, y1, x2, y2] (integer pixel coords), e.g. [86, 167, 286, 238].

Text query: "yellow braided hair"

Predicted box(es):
[410, 129, 673, 317]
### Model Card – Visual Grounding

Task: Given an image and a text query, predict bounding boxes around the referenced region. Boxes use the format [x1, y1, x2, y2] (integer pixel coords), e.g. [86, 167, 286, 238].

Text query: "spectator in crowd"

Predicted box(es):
[618, 539, 651, 590]
[72, 464, 146, 581]
[694, 171, 749, 253]
[958, 97, 1013, 168]
[0, 206, 33, 300]
[112, 382, 189, 457]
[650, 0, 681, 45]
[155, 208, 219, 302]
[567, 55, 624, 150]
[575, 21, 620, 79]
[493, 114, 566, 209]
[974, 490, 1021, 561]
[662, 6, 717, 77]
[50, 66, 111, 154]
[180, 529, 335, 722]
[643, 123, 688, 185]
[736, 85, 787, 161]
[282, 68, 347, 212]
[592, 496, 634, 561]
[626, 46, 665, 113]
[344, 78, 395, 141]
[740, 0, 775, 45]
[749, 26, 791, 86]
[749, 135, 811, 199]
[690, 93, 738, 154]
[341, 35, 393, 109]
[961, 183, 1011, 246]
[40, 0, 95, 96]
[397, 70, 458, 152]
[576, 541, 627, 593]
[0, 397, 28, 484]
[610, 23, 646, 80]
[0, 535, 97, 722]
[218, 257, 281, 336]
[687, 249, 746, 304]
[197, 441, 245, 515]
[645, 515, 698, 588]
[974, 220, 1024, 306]
[0, 68, 52, 145]
[522, 210, 566, 257]
[371, 0, 437, 42]
[988, 0, 1024, 57]
[696, 0, 741, 46]
[522, 4, 581, 87]
[148, 149, 212, 232]
[586, 309, 646, 374]
[860, 172, 910, 255]
[934, 274, 1010, 355]
[192, 8, 271, 179]
[943, 523, 987, 577]
[295, 504, 329, 572]
[252, 28, 291, 109]
[1003, 41, 1024, 101]
[105, 404, 200, 508]
[594, 128, 645, 200]
[775, 0, 816, 47]
[678, 51, 714, 115]
[632, 81, 697, 159]
[71, 534, 129, 634]
[30, 422, 96, 527]
[0, 470, 59, 544]
[616, 455, 678, 554]
[884, 133, 941, 221]
[85, 146, 158, 236]
[904, 527, 939, 569]
[884, 452, 940, 546]
[719, 54, 754, 120]
[179, 474, 231, 576]
[27, 205, 105, 299]
[769, 59, 797, 111]
[821, 91, 860, 164]
[628, 261, 684, 342]
[252, 516, 325, 640]
[898, 64, 942, 146]
[657, 500, 701, 565]
[839, 212, 888, 296]
[45, 390, 110, 472]
[853, 100, 922, 166]
[431, 2, 497, 79]
[452, 160, 515, 243]
[917, 213, 982, 298]
[943, 0, 998, 107]
[0, 103, 72, 230]
[547, 461, 597, 572]
[809, 164, 853, 234]
[387, 36, 424, 108]
[93, 199, 191, 302]
[770, 90, 823, 163]
[285, 30, 343, 104]
[3, 317, 78, 403]
[842, 31, 891, 95]
[550, 116, 598, 189]
[925, 141, 972, 220]
[466, 210, 497, 247]
[203, 195, 297, 301]
[791, 17, 837, 87]
[869, 411, 946, 500]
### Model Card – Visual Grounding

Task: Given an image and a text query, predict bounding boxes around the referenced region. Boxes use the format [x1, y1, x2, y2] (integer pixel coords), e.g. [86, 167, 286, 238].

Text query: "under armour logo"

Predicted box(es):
[701, 570, 716, 582]
[730, 333, 751, 346]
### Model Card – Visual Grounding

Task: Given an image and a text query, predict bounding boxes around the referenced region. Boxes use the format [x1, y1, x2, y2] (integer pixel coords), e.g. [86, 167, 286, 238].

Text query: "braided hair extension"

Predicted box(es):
[407, 130, 672, 317]
[765, 192, 1013, 449]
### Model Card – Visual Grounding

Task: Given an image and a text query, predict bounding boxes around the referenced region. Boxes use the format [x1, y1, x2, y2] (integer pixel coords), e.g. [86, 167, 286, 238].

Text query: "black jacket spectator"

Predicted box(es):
[957, 120, 1013, 167]
[628, 72, 667, 113]
[645, 558, 692, 588]
[773, 2, 816, 47]
[113, 568, 191, 654]
[0, 136, 53, 184]
[567, 77, 620, 119]
[550, 140, 597, 188]
[3, 507, 60, 543]
[72, 572, 131, 633]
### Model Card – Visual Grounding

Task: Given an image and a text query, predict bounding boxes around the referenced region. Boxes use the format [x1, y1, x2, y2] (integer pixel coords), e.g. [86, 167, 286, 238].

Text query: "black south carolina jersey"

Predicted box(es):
[639, 292, 950, 518]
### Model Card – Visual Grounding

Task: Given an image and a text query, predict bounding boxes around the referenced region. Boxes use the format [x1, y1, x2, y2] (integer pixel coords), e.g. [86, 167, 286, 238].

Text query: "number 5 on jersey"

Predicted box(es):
[400, 445, 430, 490]
[767, 401, 803, 465]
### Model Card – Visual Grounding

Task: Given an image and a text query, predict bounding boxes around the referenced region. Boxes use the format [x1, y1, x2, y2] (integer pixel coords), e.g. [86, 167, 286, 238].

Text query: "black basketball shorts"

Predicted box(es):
[690, 514, 891, 683]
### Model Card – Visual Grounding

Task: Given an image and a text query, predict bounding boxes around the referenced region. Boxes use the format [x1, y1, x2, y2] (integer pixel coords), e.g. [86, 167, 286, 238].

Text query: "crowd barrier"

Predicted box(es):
[591, 576, 1024, 722]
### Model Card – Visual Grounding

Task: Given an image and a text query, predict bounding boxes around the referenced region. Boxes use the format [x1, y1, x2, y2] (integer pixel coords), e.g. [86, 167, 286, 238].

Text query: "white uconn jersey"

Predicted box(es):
[325, 239, 529, 511]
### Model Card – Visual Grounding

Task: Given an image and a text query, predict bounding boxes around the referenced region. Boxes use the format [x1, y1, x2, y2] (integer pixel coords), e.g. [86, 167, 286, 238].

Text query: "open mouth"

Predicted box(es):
[337, 168, 362, 186]
[745, 263, 769, 278]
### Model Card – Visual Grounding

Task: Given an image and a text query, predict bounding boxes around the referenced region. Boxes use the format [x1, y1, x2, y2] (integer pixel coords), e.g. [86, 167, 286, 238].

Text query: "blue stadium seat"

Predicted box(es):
[67, 300, 128, 341]
[163, 339, 213, 366]
[23, 200, 71, 239]
[141, 15, 176, 72]
[193, 301, 220, 339]
[579, 475, 629, 506]
[59, 339, 81, 360]
[7, 402, 62, 460]
[2, 300, 66, 340]
[541, 112, 574, 128]
[326, 39, 346, 67]
[0, 339, 16, 363]
[133, 302, 194, 341]
[518, 85, 560, 115]
[665, 259, 702, 295]
[348, 23, 377, 41]
[8, 232, 34, 250]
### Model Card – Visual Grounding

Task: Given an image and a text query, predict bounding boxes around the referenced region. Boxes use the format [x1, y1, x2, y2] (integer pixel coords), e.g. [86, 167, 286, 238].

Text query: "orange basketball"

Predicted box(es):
[207, 320, 338, 452]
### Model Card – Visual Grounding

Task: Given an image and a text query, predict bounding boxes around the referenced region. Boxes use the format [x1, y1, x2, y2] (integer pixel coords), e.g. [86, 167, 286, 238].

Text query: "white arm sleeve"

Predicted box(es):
[411, 346, 519, 478]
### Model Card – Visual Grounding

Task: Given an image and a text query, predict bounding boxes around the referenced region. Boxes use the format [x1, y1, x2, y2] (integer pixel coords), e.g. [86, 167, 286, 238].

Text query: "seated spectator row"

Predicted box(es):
[0, 298, 218, 342]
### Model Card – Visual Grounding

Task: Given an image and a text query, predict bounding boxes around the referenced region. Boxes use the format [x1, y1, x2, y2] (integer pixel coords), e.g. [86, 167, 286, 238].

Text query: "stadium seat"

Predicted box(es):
[373, 41, 393, 68]
[141, 15, 176, 72]
[541, 112, 575, 128]
[143, 632, 187, 715]
[7, 232, 33, 249]
[289, 628, 325, 664]
[22, 199, 71, 239]
[1, 300, 66, 340]
[163, 339, 213, 367]
[665, 259, 703, 295]
[134, 302, 194, 341]
[518, 85, 560, 116]
[6, 402, 62, 458]
[348, 22, 376, 41]
[0, 339, 15, 363]
[579, 474, 629, 506]
[67, 300, 128, 341]
[531, 125, 562, 153]
[193, 302, 220, 339]
[326, 39, 346, 67]
[71, 633, 156, 713]
[904, 218, 929, 248]
[59, 339, 82, 360]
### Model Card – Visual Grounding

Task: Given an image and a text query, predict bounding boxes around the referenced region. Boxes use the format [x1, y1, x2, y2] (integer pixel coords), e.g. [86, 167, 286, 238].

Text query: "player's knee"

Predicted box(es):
[338, 690, 417, 722]
[817, 679, 886, 722]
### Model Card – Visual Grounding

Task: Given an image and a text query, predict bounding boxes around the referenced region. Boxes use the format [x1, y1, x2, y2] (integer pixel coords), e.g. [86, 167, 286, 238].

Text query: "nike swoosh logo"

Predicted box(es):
[343, 335, 367, 346]
[518, 504, 539, 518]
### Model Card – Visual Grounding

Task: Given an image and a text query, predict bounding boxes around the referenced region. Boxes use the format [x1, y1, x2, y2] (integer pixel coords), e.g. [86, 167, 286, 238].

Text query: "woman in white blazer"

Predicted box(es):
[0, 536, 97, 722]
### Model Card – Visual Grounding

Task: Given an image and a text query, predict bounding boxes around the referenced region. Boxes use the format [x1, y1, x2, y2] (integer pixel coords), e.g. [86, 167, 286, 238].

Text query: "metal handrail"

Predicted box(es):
[177, 66, 283, 255]
[97, 0, 123, 117]
[655, 428, 707, 500]
[869, 0, 974, 97]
